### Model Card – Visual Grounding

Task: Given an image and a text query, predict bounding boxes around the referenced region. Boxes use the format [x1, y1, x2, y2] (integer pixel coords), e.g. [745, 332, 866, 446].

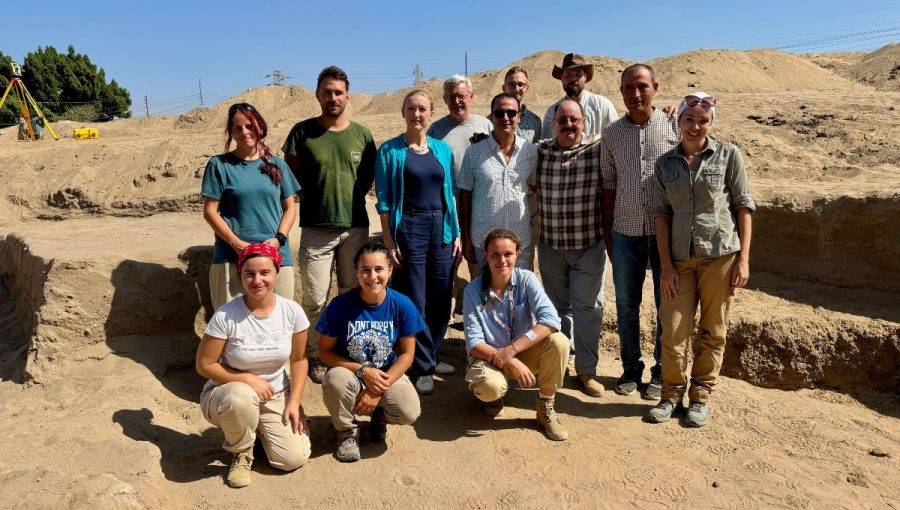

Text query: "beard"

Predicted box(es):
[563, 83, 583, 99]
[322, 103, 346, 118]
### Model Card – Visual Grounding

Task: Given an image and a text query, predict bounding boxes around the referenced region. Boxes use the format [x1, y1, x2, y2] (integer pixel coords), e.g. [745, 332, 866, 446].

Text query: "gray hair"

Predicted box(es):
[443, 74, 473, 95]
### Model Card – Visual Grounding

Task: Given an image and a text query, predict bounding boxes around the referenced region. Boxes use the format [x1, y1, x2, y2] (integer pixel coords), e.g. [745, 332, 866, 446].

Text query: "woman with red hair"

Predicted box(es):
[201, 103, 301, 309]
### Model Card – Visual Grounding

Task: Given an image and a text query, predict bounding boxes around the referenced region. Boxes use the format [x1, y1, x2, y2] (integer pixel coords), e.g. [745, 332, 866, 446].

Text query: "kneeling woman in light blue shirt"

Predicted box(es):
[463, 228, 571, 441]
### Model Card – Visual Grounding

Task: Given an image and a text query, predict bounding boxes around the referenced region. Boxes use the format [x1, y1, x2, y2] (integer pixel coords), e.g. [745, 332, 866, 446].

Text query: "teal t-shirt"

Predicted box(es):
[200, 153, 301, 264]
[281, 119, 376, 228]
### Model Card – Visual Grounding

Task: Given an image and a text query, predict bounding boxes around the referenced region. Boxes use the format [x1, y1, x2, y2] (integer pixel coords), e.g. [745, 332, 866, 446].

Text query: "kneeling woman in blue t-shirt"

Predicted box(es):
[195, 243, 311, 489]
[317, 242, 425, 463]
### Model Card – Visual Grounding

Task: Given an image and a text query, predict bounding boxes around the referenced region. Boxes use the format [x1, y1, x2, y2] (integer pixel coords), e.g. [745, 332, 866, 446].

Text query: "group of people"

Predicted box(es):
[195, 53, 755, 488]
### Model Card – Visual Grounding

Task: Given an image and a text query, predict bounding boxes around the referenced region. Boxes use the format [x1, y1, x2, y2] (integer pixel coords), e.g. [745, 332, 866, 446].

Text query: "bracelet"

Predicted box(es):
[509, 342, 519, 354]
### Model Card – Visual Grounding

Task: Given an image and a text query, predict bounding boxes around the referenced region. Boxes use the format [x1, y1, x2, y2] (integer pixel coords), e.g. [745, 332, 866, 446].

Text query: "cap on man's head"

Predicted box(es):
[552, 53, 594, 82]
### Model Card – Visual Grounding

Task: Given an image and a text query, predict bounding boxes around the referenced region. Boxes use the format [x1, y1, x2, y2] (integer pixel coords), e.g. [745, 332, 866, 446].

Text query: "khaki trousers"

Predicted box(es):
[321, 367, 421, 439]
[209, 263, 295, 311]
[464, 332, 570, 402]
[200, 382, 310, 471]
[659, 253, 736, 404]
[298, 227, 369, 359]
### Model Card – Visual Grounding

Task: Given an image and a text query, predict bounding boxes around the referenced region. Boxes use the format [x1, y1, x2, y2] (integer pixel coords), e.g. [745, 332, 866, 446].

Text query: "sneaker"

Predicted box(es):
[435, 361, 456, 376]
[227, 449, 253, 488]
[367, 408, 387, 442]
[415, 375, 434, 395]
[334, 435, 361, 463]
[615, 370, 640, 396]
[536, 398, 568, 441]
[308, 358, 327, 384]
[577, 374, 604, 397]
[685, 401, 709, 428]
[646, 400, 677, 423]
[643, 374, 662, 401]
[482, 398, 504, 417]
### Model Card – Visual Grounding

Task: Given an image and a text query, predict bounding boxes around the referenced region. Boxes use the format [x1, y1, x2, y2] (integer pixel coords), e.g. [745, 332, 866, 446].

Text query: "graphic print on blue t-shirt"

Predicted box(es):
[347, 320, 395, 367]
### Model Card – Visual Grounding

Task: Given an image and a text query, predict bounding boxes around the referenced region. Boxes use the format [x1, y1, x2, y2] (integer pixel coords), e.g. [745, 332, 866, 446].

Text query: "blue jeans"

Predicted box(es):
[611, 231, 662, 377]
[392, 210, 454, 376]
[538, 239, 607, 376]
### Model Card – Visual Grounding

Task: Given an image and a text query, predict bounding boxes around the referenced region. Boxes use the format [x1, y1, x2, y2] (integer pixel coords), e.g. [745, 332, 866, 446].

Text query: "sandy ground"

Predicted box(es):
[0, 46, 898, 508]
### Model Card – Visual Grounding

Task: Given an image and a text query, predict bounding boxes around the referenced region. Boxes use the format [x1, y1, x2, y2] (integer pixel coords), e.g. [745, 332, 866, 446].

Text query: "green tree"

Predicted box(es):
[19, 45, 131, 122]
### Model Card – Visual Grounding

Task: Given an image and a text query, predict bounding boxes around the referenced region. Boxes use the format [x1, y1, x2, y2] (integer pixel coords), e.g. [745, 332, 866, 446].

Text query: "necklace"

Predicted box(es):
[404, 135, 429, 154]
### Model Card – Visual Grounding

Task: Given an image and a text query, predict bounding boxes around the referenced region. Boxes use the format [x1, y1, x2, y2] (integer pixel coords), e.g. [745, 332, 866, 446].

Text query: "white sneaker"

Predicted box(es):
[415, 375, 434, 395]
[435, 361, 456, 375]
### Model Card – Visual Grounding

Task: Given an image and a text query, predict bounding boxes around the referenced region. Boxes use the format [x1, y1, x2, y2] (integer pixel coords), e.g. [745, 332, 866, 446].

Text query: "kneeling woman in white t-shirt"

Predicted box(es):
[196, 243, 311, 488]
[317, 242, 425, 463]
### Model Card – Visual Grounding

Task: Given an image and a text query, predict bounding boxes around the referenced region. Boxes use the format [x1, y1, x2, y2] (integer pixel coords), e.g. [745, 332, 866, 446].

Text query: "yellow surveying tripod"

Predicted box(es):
[0, 62, 58, 141]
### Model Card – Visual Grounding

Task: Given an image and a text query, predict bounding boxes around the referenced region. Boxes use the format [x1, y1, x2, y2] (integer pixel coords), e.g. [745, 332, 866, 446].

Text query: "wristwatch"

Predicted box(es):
[356, 361, 374, 380]
[275, 232, 287, 247]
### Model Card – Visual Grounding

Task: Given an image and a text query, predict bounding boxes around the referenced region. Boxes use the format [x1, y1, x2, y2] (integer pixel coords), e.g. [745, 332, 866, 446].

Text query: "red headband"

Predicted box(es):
[237, 243, 282, 271]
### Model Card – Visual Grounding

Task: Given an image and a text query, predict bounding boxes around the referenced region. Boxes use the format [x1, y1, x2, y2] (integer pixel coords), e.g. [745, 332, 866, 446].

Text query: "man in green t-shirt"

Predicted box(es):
[282, 66, 376, 383]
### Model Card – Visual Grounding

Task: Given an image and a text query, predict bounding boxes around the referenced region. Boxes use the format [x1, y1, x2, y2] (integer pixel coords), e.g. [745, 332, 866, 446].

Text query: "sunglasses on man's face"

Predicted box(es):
[492, 109, 519, 119]
[229, 102, 257, 114]
[683, 95, 716, 109]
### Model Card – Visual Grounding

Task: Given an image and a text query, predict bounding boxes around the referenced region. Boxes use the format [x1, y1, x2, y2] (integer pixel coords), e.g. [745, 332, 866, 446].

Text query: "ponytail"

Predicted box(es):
[257, 141, 282, 186]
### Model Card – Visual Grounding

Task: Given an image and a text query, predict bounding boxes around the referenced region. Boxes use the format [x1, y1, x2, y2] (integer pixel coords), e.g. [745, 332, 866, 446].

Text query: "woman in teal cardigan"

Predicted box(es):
[375, 89, 460, 395]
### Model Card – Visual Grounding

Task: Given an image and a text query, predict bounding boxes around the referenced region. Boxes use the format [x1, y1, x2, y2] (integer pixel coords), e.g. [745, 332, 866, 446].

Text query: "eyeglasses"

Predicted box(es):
[554, 116, 583, 125]
[683, 95, 716, 109]
[228, 102, 256, 114]
[505, 81, 528, 89]
[492, 109, 519, 119]
[445, 94, 470, 102]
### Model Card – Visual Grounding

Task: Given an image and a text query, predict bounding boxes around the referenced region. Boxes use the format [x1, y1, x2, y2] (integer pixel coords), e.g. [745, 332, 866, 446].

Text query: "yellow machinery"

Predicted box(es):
[0, 62, 59, 141]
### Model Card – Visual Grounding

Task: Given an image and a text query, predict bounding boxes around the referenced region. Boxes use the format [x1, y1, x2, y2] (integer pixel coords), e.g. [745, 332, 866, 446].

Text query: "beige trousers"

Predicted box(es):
[209, 263, 295, 311]
[298, 226, 369, 359]
[659, 253, 736, 404]
[464, 332, 570, 402]
[200, 382, 310, 471]
[321, 367, 420, 439]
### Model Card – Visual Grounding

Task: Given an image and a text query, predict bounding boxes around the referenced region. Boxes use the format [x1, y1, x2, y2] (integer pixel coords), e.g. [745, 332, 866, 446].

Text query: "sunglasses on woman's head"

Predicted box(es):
[229, 102, 257, 114]
[683, 95, 716, 109]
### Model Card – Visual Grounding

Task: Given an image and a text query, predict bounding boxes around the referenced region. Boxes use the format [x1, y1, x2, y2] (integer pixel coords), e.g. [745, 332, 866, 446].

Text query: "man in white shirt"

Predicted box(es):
[540, 53, 619, 139]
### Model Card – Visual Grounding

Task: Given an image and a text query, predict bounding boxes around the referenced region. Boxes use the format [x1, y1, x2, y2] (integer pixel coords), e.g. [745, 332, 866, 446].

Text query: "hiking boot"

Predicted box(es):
[615, 370, 641, 396]
[415, 375, 434, 395]
[308, 358, 327, 384]
[643, 374, 662, 401]
[685, 401, 709, 428]
[482, 398, 504, 417]
[435, 361, 456, 376]
[577, 374, 604, 397]
[334, 435, 361, 463]
[536, 398, 568, 441]
[367, 407, 387, 442]
[646, 400, 677, 423]
[227, 449, 253, 488]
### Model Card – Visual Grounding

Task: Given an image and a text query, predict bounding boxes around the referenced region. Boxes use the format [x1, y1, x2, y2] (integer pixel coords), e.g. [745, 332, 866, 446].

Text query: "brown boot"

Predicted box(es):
[578, 374, 604, 397]
[536, 398, 569, 441]
[227, 449, 253, 488]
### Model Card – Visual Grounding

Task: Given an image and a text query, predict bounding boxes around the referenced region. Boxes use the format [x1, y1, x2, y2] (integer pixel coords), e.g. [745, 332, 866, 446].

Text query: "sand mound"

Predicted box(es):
[648, 49, 865, 93]
[801, 51, 866, 77]
[847, 43, 900, 91]
[176, 85, 322, 132]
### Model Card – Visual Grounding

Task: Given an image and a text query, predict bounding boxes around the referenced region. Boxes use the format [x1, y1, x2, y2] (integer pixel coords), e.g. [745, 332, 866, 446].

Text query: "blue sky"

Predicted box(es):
[4, 1, 899, 116]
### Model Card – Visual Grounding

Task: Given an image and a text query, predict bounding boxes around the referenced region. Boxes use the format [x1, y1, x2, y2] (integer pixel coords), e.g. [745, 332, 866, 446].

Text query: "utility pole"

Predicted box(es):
[198, 79, 204, 106]
[271, 70, 286, 86]
[413, 64, 423, 85]
[465, 49, 471, 76]
[144, 95, 149, 117]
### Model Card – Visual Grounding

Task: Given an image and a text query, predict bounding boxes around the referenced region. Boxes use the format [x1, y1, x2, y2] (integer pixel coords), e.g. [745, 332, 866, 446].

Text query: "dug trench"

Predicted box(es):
[0, 199, 896, 396]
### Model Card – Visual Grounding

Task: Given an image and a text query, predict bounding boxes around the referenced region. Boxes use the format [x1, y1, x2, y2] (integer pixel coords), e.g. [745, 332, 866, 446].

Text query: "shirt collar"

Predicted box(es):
[671, 137, 718, 158]
[486, 268, 521, 302]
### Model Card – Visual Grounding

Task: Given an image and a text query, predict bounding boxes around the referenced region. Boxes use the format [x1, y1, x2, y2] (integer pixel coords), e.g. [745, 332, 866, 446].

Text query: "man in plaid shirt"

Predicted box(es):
[529, 99, 607, 398]
[600, 64, 679, 401]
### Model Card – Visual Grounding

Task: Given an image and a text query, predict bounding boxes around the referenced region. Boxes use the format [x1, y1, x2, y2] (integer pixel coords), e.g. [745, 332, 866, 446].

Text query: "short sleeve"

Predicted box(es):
[653, 160, 673, 218]
[281, 124, 300, 156]
[204, 307, 229, 339]
[315, 299, 341, 337]
[457, 145, 477, 191]
[278, 158, 301, 198]
[600, 134, 617, 191]
[396, 294, 426, 337]
[286, 299, 310, 334]
[725, 146, 756, 213]
[200, 158, 223, 200]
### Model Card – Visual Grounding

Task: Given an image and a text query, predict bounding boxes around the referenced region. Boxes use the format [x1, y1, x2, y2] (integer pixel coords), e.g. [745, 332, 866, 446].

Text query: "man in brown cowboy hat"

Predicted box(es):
[540, 53, 618, 139]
